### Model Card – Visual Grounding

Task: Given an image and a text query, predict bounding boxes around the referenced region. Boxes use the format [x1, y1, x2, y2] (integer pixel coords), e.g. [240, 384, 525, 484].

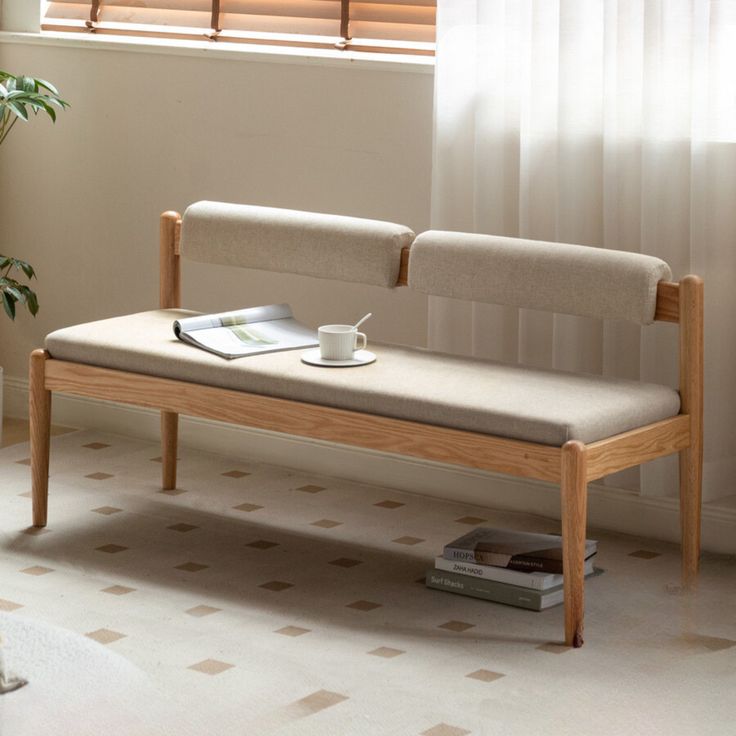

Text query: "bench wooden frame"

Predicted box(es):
[29, 210, 704, 648]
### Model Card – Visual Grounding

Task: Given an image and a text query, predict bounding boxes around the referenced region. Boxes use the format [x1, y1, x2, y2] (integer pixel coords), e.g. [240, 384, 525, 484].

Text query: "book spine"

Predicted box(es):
[505, 555, 564, 574]
[443, 546, 564, 574]
[434, 557, 550, 591]
[426, 570, 547, 611]
[442, 547, 509, 567]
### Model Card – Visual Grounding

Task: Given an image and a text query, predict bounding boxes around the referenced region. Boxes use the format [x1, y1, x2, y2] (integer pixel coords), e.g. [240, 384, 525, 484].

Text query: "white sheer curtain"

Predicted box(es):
[431, 0, 736, 502]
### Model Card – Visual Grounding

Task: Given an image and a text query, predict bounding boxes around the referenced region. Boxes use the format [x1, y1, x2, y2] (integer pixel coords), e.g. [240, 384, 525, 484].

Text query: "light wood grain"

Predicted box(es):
[30, 349, 52, 528]
[560, 440, 588, 648]
[585, 415, 690, 481]
[161, 411, 178, 490]
[654, 281, 680, 323]
[43, 359, 563, 483]
[159, 212, 181, 491]
[159, 211, 181, 309]
[397, 247, 410, 286]
[679, 275, 704, 586]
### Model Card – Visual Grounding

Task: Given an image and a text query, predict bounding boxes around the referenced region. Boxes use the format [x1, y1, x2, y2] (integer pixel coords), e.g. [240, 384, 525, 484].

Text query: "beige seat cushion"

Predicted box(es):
[45, 310, 681, 446]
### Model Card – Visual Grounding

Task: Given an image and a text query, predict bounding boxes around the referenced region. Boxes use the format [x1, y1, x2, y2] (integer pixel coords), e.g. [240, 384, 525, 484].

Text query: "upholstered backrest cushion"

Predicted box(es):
[180, 201, 415, 288]
[408, 231, 673, 324]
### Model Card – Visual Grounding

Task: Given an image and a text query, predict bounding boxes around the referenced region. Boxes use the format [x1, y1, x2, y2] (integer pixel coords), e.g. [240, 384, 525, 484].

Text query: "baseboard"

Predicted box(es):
[4, 375, 735, 554]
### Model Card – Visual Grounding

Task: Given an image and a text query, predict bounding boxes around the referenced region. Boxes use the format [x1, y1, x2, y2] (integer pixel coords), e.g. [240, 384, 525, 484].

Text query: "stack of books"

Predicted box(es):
[426, 527, 598, 611]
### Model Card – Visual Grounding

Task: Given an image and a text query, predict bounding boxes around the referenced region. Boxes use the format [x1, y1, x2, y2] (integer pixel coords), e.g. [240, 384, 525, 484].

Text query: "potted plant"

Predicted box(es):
[0, 71, 68, 446]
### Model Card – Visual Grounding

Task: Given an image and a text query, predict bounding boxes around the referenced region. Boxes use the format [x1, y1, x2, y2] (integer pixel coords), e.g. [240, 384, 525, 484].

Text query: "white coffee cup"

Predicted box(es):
[318, 324, 367, 361]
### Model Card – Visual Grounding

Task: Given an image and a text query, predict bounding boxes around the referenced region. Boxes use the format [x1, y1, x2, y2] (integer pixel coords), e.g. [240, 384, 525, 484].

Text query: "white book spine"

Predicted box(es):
[434, 556, 553, 590]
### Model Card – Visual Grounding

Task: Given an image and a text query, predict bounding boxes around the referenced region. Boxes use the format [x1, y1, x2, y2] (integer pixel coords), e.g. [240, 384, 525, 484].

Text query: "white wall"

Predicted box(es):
[0, 38, 433, 378]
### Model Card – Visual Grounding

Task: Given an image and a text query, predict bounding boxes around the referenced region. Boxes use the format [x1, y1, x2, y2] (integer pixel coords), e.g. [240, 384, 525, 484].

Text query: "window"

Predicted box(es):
[42, 1, 436, 56]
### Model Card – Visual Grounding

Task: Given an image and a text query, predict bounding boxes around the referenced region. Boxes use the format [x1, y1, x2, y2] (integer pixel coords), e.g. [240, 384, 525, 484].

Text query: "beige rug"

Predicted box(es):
[1, 428, 734, 735]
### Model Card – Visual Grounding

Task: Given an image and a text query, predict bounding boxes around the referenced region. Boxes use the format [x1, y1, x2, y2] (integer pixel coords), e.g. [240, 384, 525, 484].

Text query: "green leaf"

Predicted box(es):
[5, 99, 28, 121]
[1, 291, 17, 320]
[35, 78, 60, 95]
[18, 286, 39, 316]
[2, 284, 23, 302]
[18, 261, 36, 280]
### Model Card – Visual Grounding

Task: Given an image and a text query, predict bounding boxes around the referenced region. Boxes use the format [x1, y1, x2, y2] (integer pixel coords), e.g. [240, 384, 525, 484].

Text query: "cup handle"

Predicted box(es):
[355, 332, 367, 351]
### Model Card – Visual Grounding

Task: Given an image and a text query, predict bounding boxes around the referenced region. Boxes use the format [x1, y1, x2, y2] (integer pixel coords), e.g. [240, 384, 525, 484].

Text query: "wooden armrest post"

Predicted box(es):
[159, 212, 181, 490]
[678, 275, 704, 587]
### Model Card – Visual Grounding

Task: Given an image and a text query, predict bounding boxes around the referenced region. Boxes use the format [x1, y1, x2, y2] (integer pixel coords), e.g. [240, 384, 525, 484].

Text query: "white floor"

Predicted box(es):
[1, 428, 734, 736]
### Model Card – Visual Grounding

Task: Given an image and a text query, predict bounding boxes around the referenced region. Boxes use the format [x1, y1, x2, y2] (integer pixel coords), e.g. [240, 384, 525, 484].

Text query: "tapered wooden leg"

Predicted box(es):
[161, 411, 178, 491]
[30, 349, 52, 528]
[679, 446, 702, 588]
[678, 275, 704, 589]
[560, 440, 588, 648]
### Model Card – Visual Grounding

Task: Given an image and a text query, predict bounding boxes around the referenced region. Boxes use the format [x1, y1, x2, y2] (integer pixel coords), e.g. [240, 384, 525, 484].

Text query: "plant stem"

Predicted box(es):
[0, 115, 18, 146]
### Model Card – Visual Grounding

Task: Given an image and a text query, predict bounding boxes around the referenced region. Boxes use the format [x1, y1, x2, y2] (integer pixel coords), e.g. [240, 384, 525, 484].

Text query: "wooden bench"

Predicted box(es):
[29, 202, 704, 648]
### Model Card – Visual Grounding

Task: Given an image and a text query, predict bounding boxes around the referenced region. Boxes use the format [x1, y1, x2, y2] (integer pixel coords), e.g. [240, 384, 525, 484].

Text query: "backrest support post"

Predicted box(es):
[679, 275, 704, 438]
[159, 211, 181, 309]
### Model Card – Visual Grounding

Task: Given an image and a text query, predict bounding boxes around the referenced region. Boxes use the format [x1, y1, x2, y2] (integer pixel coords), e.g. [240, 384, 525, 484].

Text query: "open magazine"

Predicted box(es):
[173, 303, 318, 359]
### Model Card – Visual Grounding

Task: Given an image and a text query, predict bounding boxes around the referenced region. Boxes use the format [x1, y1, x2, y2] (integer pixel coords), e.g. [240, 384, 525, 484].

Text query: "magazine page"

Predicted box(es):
[173, 303, 318, 359]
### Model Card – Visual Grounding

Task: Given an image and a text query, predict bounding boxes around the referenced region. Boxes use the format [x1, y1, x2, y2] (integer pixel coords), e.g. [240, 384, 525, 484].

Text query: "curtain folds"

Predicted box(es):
[431, 0, 736, 501]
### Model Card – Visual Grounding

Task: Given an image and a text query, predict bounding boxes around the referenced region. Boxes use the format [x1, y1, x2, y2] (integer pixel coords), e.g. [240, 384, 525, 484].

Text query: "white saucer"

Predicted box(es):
[301, 349, 377, 367]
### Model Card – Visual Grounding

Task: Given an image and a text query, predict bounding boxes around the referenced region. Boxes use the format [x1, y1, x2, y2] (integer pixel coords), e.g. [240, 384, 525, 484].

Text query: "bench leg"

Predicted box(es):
[560, 440, 588, 648]
[161, 411, 178, 491]
[679, 445, 702, 588]
[30, 350, 52, 528]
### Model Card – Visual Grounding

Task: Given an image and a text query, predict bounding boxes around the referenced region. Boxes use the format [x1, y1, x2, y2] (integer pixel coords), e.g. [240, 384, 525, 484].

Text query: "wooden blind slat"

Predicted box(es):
[43, 0, 436, 52]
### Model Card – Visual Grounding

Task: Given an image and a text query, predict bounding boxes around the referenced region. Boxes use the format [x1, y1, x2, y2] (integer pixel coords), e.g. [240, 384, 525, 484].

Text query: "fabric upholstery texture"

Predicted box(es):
[408, 231, 673, 324]
[45, 310, 680, 446]
[180, 201, 415, 288]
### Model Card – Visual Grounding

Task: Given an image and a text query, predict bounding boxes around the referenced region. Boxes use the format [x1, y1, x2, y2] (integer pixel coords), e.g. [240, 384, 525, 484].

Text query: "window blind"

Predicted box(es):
[42, 1, 436, 55]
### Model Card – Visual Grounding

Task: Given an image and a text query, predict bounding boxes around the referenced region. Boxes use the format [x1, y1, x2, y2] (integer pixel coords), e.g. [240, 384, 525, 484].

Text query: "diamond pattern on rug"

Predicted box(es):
[95, 544, 128, 554]
[188, 659, 234, 675]
[2, 427, 734, 736]
[85, 472, 114, 481]
[466, 669, 504, 683]
[85, 628, 127, 645]
[629, 549, 662, 559]
[438, 621, 475, 633]
[393, 536, 425, 546]
[374, 500, 404, 509]
[101, 585, 136, 596]
[82, 442, 111, 450]
[259, 581, 294, 592]
[296, 484, 326, 493]
[421, 724, 471, 736]
[275, 626, 311, 637]
[346, 600, 382, 612]
[310, 519, 342, 528]
[328, 557, 362, 568]
[367, 647, 404, 658]
[222, 470, 250, 478]
[167, 523, 199, 532]
[536, 643, 571, 654]
[246, 539, 279, 549]
[175, 562, 209, 573]
[288, 689, 349, 716]
[158, 487, 187, 496]
[186, 605, 222, 617]
[233, 503, 263, 513]
[92, 506, 123, 515]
